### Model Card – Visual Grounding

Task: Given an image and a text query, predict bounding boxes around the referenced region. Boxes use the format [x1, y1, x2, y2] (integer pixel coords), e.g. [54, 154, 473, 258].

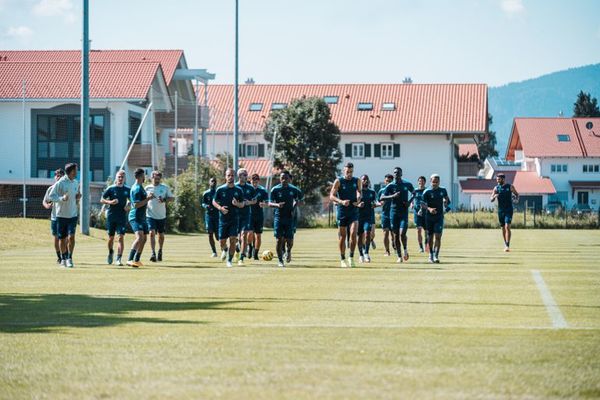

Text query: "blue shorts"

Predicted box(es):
[130, 219, 149, 234]
[274, 218, 294, 239]
[251, 217, 264, 234]
[414, 213, 425, 228]
[425, 217, 444, 235]
[107, 219, 127, 236]
[50, 219, 58, 237]
[57, 216, 78, 239]
[337, 209, 358, 228]
[358, 219, 373, 235]
[205, 215, 219, 234]
[391, 213, 409, 232]
[498, 209, 513, 226]
[219, 220, 238, 240]
[381, 215, 391, 230]
[238, 212, 251, 233]
[147, 217, 166, 233]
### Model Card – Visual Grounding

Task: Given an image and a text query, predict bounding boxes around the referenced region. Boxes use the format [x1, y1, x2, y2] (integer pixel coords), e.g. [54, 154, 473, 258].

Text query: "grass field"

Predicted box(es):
[1, 218, 599, 399]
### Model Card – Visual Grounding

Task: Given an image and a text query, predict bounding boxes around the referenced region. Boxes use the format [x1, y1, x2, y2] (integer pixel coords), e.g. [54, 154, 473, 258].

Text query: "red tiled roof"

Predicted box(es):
[239, 158, 279, 178]
[203, 84, 487, 134]
[458, 143, 479, 157]
[0, 61, 161, 99]
[460, 171, 555, 194]
[0, 50, 184, 85]
[506, 118, 600, 159]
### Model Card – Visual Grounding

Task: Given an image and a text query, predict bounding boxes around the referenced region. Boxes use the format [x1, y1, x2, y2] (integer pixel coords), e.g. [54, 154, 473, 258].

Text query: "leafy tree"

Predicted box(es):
[478, 113, 499, 161]
[573, 91, 600, 117]
[264, 97, 342, 205]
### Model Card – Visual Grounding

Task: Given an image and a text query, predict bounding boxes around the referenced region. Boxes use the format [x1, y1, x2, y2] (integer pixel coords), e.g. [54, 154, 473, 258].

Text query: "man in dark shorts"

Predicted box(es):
[377, 174, 394, 256]
[490, 173, 519, 252]
[411, 176, 427, 253]
[101, 169, 130, 266]
[269, 171, 303, 267]
[248, 173, 269, 260]
[213, 168, 245, 267]
[380, 167, 414, 263]
[42, 168, 65, 264]
[201, 177, 219, 257]
[127, 168, 154, 268]
[329, 162, 362, 268]
[421, 174, 451, 263]
[357, 175, 378, 263]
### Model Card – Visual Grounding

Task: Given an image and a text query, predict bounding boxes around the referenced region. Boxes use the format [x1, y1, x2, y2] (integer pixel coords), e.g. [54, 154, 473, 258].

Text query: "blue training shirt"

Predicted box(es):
[383, 179, 415, 214]
[214, 184, 244, 223]
[377, 187, 391, 218]
[128, 183, 147, 222]
[270, 183, 303, 221]
[359, 188, 377, 222]
[421, 186, 450, 220]
[336, 176, 359, 216]
[102, 184, 130, 222]
[201, 188, 219, 219]
[251, 185, 269, 220]
[495, 183, 513, 210]
[412, 188, 425, 215]
[236, 182, 255, 217]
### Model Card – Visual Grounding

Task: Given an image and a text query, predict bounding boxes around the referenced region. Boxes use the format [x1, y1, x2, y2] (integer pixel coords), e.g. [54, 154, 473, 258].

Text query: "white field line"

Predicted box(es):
[531, 269, 568, 329]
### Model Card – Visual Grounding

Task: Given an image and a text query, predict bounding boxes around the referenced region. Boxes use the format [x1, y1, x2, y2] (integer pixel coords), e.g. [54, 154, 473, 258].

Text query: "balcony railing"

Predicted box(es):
[155, 105, 209, 129]
[128, 144, 165, 167]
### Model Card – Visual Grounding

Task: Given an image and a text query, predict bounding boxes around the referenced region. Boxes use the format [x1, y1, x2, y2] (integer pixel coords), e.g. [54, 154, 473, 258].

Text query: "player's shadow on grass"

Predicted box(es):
[0, 294, 254, 334]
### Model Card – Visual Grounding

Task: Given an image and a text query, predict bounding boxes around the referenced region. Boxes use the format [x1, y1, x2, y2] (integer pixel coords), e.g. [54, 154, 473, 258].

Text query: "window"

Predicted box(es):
[271, 103, 287, 110]
[249, 103, 263, 111]
[583, 164, 600, 173]
[352, 143, 365, 158]
[382, 102, 396, 111]
[381, 143, 393, 159]
[128, 112, 142, 144]
[552, 164, 568, 173]
[357, 102, 373, 111]
[246, 143, 259, 157]
[324, 96, 339, 104]
[557, 134, 571, 142]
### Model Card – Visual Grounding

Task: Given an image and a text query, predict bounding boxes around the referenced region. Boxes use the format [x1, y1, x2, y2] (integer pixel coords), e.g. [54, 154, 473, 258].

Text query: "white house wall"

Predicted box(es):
[538, 157, 600, 208]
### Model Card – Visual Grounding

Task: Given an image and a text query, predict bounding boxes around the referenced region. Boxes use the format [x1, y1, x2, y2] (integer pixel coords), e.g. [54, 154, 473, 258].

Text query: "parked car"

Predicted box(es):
[571, 203, 592, 216]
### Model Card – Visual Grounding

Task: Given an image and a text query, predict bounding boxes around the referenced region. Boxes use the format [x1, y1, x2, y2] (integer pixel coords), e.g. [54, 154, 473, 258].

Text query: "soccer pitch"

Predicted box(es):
[1, 219, 599, 399]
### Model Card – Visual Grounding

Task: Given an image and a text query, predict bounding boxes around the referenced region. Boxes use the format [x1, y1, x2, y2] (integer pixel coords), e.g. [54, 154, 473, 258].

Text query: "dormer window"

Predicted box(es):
[249, 103, 263, 111]
[557, 134, 570, 142]
[323, 96, 339, 104]
[357, 102, 373, 111]
[271, 103, 287, 110]
[382, 102, 396, 111]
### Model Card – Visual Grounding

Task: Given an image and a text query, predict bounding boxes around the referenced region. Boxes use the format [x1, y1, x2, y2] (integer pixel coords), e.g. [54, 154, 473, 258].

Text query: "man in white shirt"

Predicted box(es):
[145, 170, 174, 262]
[42, 168, 65, 264]
[48, 163, 81, 268]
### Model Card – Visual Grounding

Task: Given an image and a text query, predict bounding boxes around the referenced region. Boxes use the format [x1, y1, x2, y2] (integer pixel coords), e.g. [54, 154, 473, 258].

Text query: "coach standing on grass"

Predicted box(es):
[127, 168, 154, 268]
[42, 168, 65, 264]
[48, 163, 81, 268]
[145, 170, 174, 263]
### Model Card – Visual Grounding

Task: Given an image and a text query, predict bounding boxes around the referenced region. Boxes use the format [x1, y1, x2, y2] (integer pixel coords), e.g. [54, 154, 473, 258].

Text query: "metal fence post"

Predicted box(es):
[524, 201, 527, 228]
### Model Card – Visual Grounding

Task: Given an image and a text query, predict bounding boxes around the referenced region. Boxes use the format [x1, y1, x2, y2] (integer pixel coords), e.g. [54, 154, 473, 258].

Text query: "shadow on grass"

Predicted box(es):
[0, 294, 254, 334]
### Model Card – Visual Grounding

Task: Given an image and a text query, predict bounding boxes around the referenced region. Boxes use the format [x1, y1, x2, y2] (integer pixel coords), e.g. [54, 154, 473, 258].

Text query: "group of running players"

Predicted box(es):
[43, 161, 518, 269]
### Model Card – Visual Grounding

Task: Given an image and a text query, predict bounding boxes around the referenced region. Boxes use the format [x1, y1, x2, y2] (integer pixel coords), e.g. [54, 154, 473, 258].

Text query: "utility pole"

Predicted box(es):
[80, 0, 90, 235]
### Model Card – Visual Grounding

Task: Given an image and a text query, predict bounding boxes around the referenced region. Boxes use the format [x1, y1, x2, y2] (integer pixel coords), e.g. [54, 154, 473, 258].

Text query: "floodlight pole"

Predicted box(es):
[21, 80, 26, 218]
[80, 0, 90, 235]
[233, 0, 239, 171]
[174, 90, 178, 181]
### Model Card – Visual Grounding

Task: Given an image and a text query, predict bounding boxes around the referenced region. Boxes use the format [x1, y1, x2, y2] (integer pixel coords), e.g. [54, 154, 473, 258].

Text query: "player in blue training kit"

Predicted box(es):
[329, 162, 362, 268]
[287, 173, 304, 258]
[269, 171, 303, 267]
[235, 168, 257, 264]
[357, 175, 378, 263]
[249, 173, 269, 260]
[127, 168, 154, 268]
[421, 174, 451, 263]
[100, 169, 130, 266]
[201, 177, 219, 257]
[380, 167, 415, 263]
[213, 168, 245, 267]
[490, 172, 519, 252]
[377, 174, 394, 256]
[411, 176, 427, 253]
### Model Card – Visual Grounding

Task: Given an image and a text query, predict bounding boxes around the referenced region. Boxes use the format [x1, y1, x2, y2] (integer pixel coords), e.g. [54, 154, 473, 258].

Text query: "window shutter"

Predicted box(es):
[393, 144, 400, 158]
[364, 143, 371, 157]
[374, 144, 381, 158]
[258, 143, 265, 157]
[345, 143, 352, 158]
[239, 144, 246, 157]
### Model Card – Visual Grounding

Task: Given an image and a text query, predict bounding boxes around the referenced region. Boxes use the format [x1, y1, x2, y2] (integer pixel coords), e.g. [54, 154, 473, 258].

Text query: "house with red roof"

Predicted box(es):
[505, 117, 600, 210]
[0, 49, 209, 216]
[201, 83, 488, 202]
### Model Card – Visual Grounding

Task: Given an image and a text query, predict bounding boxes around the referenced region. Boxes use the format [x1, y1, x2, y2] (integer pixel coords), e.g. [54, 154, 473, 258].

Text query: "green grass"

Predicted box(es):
[1, 218, 599, 399]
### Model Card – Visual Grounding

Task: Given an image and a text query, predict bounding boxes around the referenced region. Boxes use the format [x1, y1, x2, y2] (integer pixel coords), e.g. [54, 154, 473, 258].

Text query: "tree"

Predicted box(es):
[264, 97, 342, 205]
[477, 113, 499, 161]
[573, 91, 600, 117]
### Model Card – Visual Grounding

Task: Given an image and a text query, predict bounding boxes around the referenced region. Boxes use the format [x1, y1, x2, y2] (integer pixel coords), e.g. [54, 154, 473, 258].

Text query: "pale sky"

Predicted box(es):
[1, 0, 599, 87]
